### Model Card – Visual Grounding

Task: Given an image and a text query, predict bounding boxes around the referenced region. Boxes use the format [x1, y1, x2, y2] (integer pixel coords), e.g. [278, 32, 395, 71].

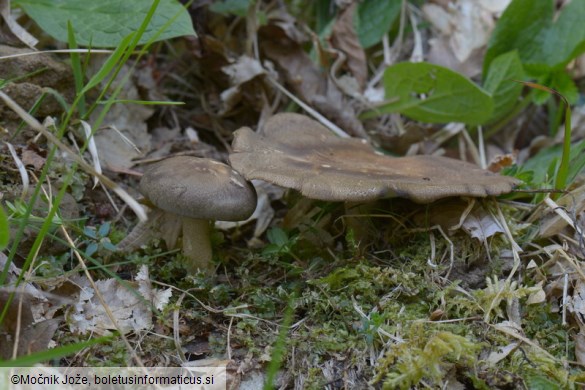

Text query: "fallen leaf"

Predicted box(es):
[423, 0, 501, 77]
[260, 20, 367, 138]
[68, 266, 170, 335]
[94, 125, 151, 170]
[91, 61, 153, 170]
[414, 200, 505, 243]
[526, 281, 546, 305]
[487, 153, 516, 173]
[330, 2, 367, 91]
[460, 205, 505, 242]
[21, 147, 46, 171]
[0, 291, 60, 359]
[220, 55, 267, 114]
[535, 182, 585, 238]
[0, 255, 61, 359]
[567, 279, 585, 329]
[486, 342, 519, 365]
[136, 265, 172, 311]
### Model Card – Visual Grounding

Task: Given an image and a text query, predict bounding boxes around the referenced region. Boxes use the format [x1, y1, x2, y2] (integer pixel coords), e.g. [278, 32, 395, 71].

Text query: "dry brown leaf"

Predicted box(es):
[415, 200, 505, 242]
[21, 147, 46, 171]
[68, 266, 171, 335]
[461, 206, 505, 242]
[330, 2, 367, 91]
[94, 124, 152, 171]
[260, 23, 367, 138]
[568, 279, 585, 328]
[486, 342, 519, 365]
[0, 255, 61, 359]
[427, 36, 484, 78]
[0, 289, 35, 358]
[136, 265, 172, 311]
[487, 153, 516, 173]
[423, 0, 504, 78]
[0, 291, 61, 359]
[535, 183, 585, 239]
[265, 8, 307, 44]
[220, 55, 267, 114]
[423, 0, 494, 62]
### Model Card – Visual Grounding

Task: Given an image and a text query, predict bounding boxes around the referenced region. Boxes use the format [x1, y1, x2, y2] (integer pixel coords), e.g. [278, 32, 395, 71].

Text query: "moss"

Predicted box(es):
[373, 329, 480, 389]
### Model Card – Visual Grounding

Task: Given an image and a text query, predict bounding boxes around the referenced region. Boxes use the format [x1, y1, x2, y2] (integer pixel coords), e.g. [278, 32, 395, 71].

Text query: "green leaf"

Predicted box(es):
[380, 62, 493, 124]
[483, 51, 524, 123]
[484, 0, 585, 76]
[567, 147, 585, 184]
[83, 226, 97, 239]
[267, 227, 289, 247]
[16, 0, 195, 48]
[521, 139, 585, 186]
[209, 0, 250, 17]
[98, 222, 110, 237]
[356, 0, 401, 48]
[85, 242, 98, 257]
[524, 374, 561, 390]
[315, 0, 334, 35]
[532, 71, 579, 105]
[0, 204, 8, 251]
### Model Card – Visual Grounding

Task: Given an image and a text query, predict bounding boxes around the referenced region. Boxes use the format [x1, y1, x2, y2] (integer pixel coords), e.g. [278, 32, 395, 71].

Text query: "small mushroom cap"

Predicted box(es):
[139, 156, 257, 221]
[229, 113, 521, 204]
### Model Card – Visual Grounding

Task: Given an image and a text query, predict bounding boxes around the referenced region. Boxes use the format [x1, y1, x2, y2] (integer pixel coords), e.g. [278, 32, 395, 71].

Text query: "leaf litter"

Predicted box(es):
[1, 0, 585, 388]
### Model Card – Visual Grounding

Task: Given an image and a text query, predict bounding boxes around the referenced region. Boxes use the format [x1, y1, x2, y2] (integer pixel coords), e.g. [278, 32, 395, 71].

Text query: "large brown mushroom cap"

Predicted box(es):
[139, 156, 257, 221]
[229, 113, 520, 204]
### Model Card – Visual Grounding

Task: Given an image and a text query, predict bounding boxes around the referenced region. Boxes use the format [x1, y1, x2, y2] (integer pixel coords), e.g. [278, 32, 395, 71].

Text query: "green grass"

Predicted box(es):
[0, 0, 182, 366]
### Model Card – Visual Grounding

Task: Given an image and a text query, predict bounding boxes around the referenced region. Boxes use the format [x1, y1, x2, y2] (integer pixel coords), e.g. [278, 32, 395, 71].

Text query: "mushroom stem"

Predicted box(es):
[344, 202, 375, 255]
[181, 217, 213, 273]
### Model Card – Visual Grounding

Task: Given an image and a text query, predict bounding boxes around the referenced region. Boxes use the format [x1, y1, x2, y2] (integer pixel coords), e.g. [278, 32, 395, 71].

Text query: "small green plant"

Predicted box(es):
[514, 82, 575, 196]
[376, 331, 479, 389]
[262, 227, 299, 258]
[5, 198, 64, 228]
[0, 0, 190, 367]
[484, 0, 585, 104]
[82, 222, 117, 258]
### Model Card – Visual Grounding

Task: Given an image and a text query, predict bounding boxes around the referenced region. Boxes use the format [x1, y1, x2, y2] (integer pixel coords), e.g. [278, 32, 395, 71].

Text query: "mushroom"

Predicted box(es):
[229, 113, 520, 204]
[138, 156, 257, 273]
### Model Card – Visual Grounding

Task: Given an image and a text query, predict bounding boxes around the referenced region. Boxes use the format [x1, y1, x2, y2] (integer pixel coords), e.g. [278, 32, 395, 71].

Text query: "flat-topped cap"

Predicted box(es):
[139, 156, 257, 221]
[229, 113, 521, 204]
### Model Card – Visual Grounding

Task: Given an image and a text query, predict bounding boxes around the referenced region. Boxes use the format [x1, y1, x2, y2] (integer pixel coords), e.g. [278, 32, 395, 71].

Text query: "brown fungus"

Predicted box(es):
[139, 156, 257, 273]
[229, 113, 520, 204]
